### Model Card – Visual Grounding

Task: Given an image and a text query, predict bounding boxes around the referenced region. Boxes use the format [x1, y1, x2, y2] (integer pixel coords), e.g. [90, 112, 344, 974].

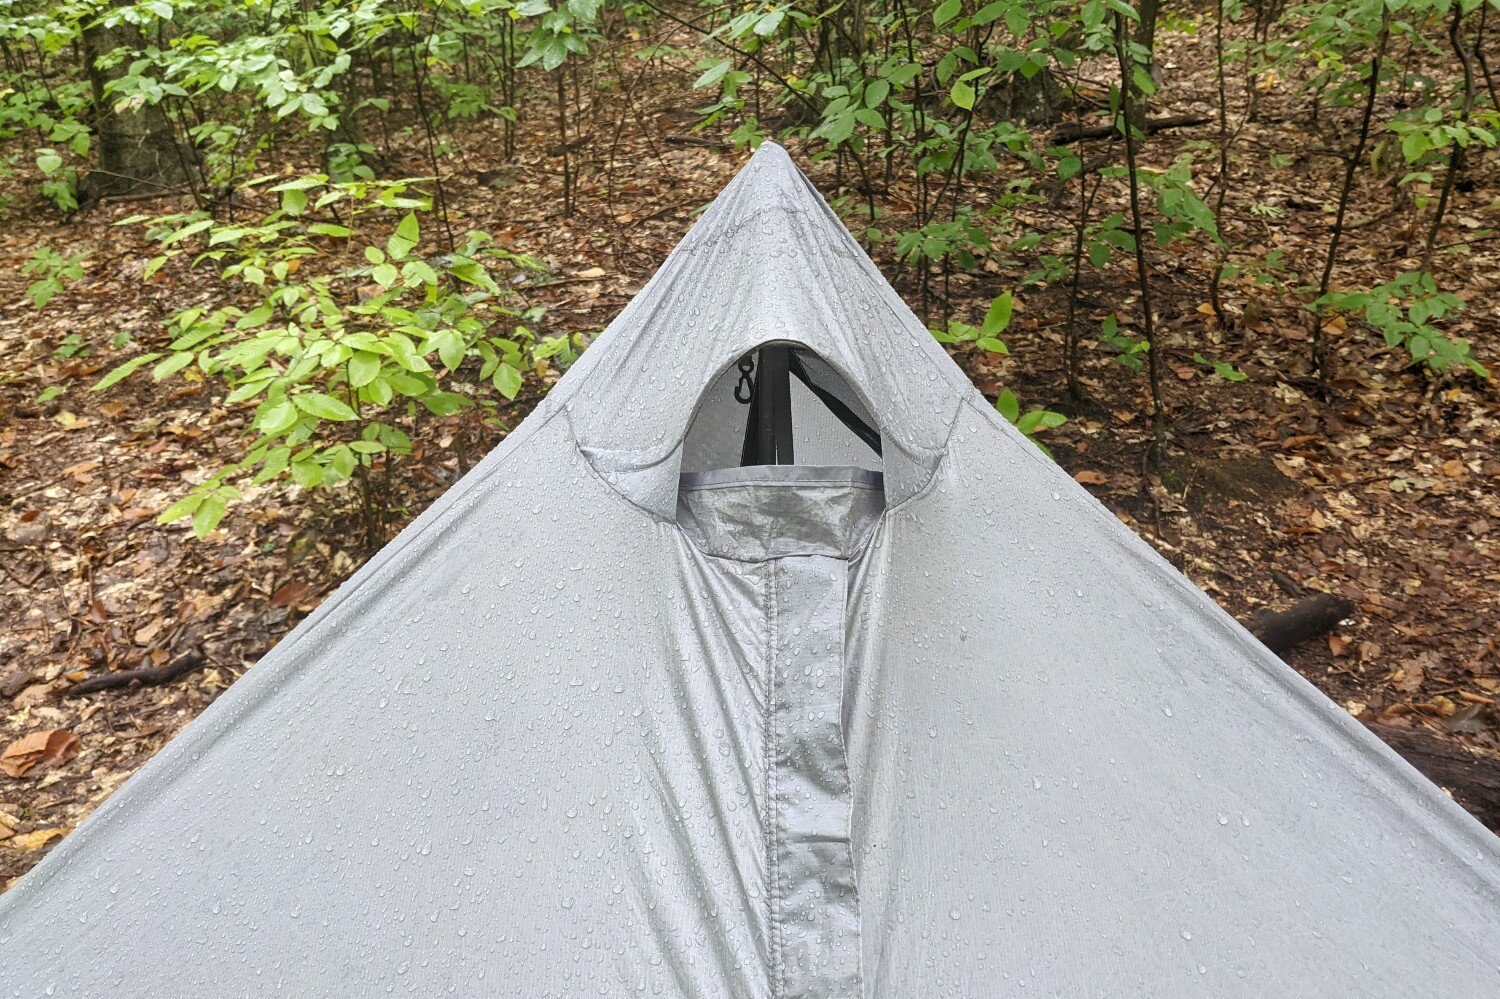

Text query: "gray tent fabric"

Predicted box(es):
[2, 143, 1497, 998]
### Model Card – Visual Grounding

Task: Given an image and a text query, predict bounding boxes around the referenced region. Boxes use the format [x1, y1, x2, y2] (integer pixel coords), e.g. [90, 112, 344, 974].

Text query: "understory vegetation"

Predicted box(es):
[5, 0, 1492, 535]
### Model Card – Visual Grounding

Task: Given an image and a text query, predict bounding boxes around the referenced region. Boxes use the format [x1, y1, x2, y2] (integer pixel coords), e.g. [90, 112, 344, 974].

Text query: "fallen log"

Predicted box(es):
[1051, 113, 1211, 144]
[61, 651, 206, 698]
[1243, 593, 1355, 654]
[1365, 722, 1500, 831]
[665, 133, 729, 152]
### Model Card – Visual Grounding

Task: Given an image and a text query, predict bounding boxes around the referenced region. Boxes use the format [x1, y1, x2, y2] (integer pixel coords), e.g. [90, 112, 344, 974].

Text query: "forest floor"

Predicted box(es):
[2, 26, 1498, 886]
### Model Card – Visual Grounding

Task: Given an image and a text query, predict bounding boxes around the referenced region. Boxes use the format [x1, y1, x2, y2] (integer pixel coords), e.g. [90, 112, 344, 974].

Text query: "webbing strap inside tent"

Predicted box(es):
[788, 351, 883, 457]
[739, 347, 882, 465]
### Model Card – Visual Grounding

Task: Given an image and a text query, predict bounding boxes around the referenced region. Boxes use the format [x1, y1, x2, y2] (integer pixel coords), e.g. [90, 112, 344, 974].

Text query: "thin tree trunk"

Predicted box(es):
[1208, 0, 1233, 316]
[1114, 12, 1166, 457]
[1477, 2, 1500, 111]
[557, 70, 572, 219]
[1309, 10, 1390, 396]
[1065, 173, 1103, 401]
[1422, 5, 1477, 271]
[1134, 0, 1162, 82]
[407, 25, 455, 251]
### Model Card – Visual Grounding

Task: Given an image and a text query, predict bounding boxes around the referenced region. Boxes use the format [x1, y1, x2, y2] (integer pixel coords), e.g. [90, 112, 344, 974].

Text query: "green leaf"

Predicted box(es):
[1132, 65, 1157, 98]
[387, 213, 420, 260]
[363, 376, 394, 407]
[973, 1, 1006, 25]
[294, 393, 358, 421]
[162, 218, 213, 245]
[282, 189, 309, 215]
[192, 494, 227, 538]
[981, 292, 1013, 335]
[236, 304, 275, 329]
[976, 336, 1009, 354]
[1193, 352, 1247, 382]
[290, 459, 324, 488]
[950, 82, 975, 111]
[402, 259, 439, 287]
[754, 9, 784, 36]
[1017, 410, 1066, 435]
[93, 352, 163, 391]
[327, 445, 357, 480]
[493, 362, 523, 399]
[819, 112, 856, 144]
[995, 388, 1020, 423]
[157, 493, 203, 526]
[437, 333, 467, 372]
[348, 351, 382, 388]
[371, 263, 399, 287]
[36, 385, 64, 404]
[152, 351, 196, 380]
[225, 377, 273, 405]
[1401, 131, 1429, 163]
[255, 446, 291, 483]
[422, 391, 471, 415]
[934, 0, 963, 27]
[257, 400, 300, 435]
[694, 58, 733, 90]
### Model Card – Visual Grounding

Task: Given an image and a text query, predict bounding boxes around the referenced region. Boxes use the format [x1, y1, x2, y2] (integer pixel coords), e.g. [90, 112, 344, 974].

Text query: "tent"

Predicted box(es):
[2, 143, 1497, 997]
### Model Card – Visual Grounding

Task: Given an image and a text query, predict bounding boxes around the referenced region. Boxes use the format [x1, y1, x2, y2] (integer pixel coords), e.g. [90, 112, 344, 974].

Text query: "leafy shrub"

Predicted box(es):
[96, 175, 573, 537]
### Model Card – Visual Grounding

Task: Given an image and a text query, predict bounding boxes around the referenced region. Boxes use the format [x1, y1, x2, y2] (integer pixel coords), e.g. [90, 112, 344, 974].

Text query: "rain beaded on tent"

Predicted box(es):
[2, 143, 1497, 999]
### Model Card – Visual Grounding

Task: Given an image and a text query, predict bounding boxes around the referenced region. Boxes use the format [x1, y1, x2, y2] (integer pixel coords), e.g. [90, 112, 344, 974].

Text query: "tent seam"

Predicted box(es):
[766, 558, 785, 999]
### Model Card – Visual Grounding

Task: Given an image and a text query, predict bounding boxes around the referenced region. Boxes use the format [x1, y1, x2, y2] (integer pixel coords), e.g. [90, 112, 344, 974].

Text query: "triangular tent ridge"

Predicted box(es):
[2, 143, 1497, 998]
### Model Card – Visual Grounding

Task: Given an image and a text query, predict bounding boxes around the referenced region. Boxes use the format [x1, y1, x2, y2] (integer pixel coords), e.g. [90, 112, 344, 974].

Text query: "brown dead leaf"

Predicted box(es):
[12, 683, 54, 709]
[7, 828, 66, 852]
[1074, 470, 1109, 486]
[133, 617, 166, 646]
[1327, 633, 1351, 657]
[0, 670, 36, 699]
[1, 729, 82, 778]
[1420, 695, 1458, 717]
[269, 580, 313, 609]
[1393, 656, 1425, 695]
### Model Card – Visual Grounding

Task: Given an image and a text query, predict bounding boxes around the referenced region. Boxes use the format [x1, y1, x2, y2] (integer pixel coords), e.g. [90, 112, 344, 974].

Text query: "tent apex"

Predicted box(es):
[749, 139, 789, 160]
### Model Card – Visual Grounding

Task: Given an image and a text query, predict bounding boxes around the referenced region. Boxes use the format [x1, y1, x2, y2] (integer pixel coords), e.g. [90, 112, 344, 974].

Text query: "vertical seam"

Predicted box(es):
[837, 558, 867, 995]
[766, 559, 784, 999]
